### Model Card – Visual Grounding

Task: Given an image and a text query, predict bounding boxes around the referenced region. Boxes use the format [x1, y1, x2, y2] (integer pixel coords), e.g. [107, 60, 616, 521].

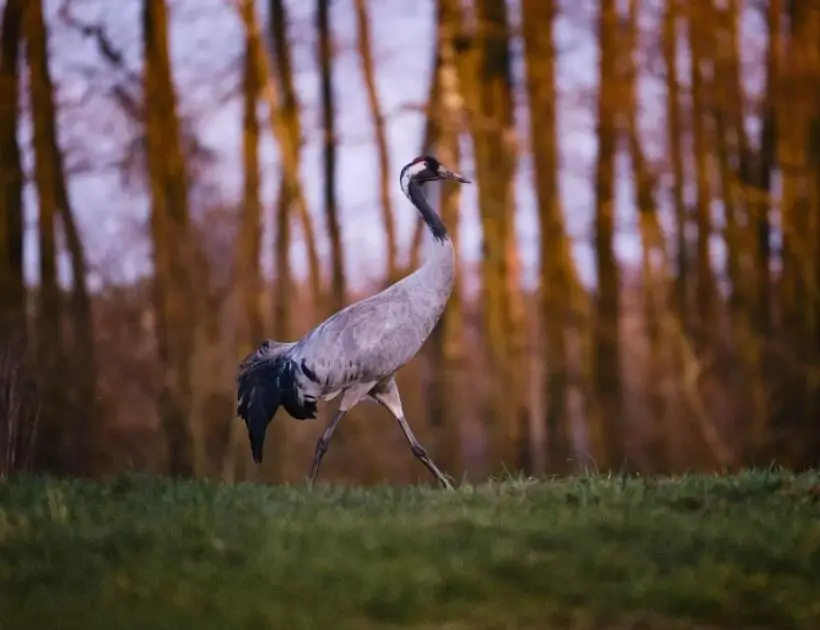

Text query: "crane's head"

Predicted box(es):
[400, 155, 470, 196]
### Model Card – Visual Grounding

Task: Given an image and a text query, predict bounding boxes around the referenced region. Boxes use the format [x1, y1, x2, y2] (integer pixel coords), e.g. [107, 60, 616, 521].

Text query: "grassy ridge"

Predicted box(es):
[1, 471, 819, 629]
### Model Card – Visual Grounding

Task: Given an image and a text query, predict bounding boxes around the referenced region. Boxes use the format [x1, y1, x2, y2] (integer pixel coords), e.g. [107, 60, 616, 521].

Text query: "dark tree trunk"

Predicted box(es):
[754, 0, 781, 338]
[317, 0, 345, 313]
[591, 0, 623, 471]
[354, 0, 397, 283]
[521, 0, 574, 473]
[663, 0, 689, 321]
[0, 0, 25, 332]
[26, 0, 66, 474]
[27, 0, 99, 474]
[426, 0, 465, 477]
[143, 0, 199, 476]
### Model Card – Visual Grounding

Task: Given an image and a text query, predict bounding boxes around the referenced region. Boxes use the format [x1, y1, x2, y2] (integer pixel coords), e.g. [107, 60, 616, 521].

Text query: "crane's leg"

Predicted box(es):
[308, 409, 347, 486]
[308, 381, 376, 486]
[369, 378, 454, 490]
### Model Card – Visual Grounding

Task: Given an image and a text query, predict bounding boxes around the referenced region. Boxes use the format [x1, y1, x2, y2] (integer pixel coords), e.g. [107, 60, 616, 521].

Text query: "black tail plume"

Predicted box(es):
[236, 345, 289, 464]
[236, 341, 319, 464]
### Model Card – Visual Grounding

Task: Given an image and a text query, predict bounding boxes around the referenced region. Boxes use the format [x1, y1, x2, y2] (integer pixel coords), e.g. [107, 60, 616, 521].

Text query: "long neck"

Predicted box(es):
[407, 180, 448, 243]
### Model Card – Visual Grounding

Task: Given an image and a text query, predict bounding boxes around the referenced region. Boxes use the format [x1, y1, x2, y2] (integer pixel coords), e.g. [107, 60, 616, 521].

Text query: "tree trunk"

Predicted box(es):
[455, 0, 527, 474]
[237, 0, 320, 316]
[26, 0, 98, 475]
[686, 1, 716, 338]
[0, 0, 25, 332]
[711, 0, 763, 463]
[273, 181, 292, 340]
[56, 179, 98, 475]
[813, 8, 820, 466]
[268, 0, 297, 344]
[712, 6, 758, 467]
[623, 0, 670, 472]
[747, 0, 781, 459]
[317, 0, 345, 313]
[521, 0, 575, 473]
[709, 0, 750, 316]
[777, 3, 820, 466]
[26, 0, 66, 474]
[240, 0, 264, 350]
[266, 0, 309, 481]
[755, 0, 781, 337]
[779, 3, 819, 346]
[225, 0, 266, 484]
[354, 0, 397, 284]
[803, 6, 820, 467]
[590, 0, 623, 471]
[663, 0, 689, 322]
[143, 0, 200, 477]
[426, 0, 465, 477]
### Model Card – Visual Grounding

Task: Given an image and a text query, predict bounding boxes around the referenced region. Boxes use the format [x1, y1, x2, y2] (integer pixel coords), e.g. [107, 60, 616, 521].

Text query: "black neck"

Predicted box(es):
[408, 180, 449, 243]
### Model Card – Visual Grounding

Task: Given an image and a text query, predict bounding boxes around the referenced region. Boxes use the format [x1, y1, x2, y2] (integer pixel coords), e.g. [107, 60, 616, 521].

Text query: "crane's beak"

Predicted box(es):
[437, 166, 471, 184]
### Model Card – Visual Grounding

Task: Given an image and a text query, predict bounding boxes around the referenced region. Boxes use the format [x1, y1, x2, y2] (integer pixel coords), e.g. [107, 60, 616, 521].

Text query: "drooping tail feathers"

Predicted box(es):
[236, 341, 316, 464]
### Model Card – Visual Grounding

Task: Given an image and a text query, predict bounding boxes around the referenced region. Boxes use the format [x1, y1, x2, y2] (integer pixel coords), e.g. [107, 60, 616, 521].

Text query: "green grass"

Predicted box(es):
[1, 471, 820, 629]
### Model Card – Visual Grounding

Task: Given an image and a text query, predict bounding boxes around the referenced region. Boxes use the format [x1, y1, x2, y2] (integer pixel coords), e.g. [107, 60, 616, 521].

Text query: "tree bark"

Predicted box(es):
[591, 0, 623, 471]
[521, 0, 575, 473]
[711, 0, 762, 464]
[26, 0, 99, 474]
[143, 0, 201, 476]
[0, 0, 25, 331]
[262, 0, 305, 481]
[236, 0, 320, 315]
[743, 0, 781, 461]
[224, 0, 267, 484]
[26, 0, 66, 474]
[317, 0, 345, 313]
[686, 1, 716, 337]
[354, 0, 397, 284]
[777, 2, 820, 466]
[240, 1, 264, 348]
[454, 0, 527, 473]
[813, 7, 820, 466]
[780, 4, 818, 354]
[662, 0, 689, 322]
[273, 181, 292, 339]
[268, 0, 297, 343]
[716, 0, 753, 313]
[623, 0, 671, 471]
[426, 0, 465, 476]
[753, 0, 781, 338]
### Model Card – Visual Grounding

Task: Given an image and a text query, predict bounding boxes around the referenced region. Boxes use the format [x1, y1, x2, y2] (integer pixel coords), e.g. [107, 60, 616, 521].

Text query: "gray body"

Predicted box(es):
[270, 240, 453, 408]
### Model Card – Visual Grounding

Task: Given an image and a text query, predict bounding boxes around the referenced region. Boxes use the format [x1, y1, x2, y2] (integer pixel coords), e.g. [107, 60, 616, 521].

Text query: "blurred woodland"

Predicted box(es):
[0, 0, 818, 484]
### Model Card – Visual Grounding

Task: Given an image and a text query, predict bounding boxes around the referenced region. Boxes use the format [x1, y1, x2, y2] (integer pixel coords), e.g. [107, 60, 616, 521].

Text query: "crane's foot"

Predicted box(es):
[439, 477, 455, 491]
[409, 443, 453, 491]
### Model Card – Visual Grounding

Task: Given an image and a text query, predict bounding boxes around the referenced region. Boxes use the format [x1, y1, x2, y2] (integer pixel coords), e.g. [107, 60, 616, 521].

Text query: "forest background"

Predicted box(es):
[1, 0, 817, 485]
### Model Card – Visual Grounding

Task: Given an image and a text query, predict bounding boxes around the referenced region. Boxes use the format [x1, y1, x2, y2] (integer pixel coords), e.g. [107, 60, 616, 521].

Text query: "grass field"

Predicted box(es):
[1, 471, 819, 629]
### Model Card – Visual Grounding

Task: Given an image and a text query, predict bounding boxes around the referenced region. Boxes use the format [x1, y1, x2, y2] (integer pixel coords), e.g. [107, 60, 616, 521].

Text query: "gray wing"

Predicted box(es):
[292, 285, 439, 394]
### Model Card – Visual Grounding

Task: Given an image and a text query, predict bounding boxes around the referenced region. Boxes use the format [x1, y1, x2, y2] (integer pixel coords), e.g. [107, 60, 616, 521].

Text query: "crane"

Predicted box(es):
[236, 155, 470, 489]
